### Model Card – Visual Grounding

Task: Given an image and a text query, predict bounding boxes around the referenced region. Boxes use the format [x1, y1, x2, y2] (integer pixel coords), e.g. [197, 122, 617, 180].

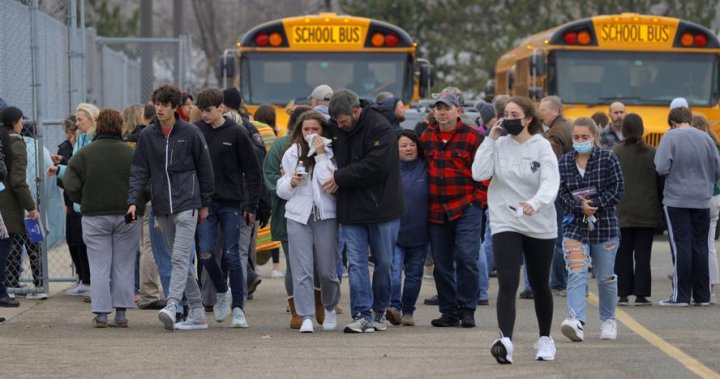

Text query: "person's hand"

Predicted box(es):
[51, 154, 63, 164]
[322, 169, 339, 194]
[47, 166, 59, 176]
[313, 135, 325, 155]
[198, 207, 209, 224]
[244, 211, 257, 226]
[127, 205, 136, 221]
[27, 210, 40, 220]
[290, 173, 305, 188]
[280, 165, 285, 176]
[489, 118, 504, 140]
[579, 196, 598, 216]
[518, 201, 535, 216]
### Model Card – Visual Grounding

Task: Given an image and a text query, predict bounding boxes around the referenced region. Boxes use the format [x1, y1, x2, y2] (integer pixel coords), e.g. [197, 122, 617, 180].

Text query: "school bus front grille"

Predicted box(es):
[644, 133, 663, 147]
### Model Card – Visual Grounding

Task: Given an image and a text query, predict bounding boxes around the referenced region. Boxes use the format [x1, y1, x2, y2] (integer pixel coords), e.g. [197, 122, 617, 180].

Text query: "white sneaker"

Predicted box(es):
[8, 293, 16, 299]
[322, 309, 337, 331]
[271, 270, 284, 279]
[175, 308, 208, 330]
[534, 336, 556, 361]
[26, 292, 48, 300]
[65, 283, 90, 296]
[231, 307, 248, 328]
[600, 319, 617, 340]
[300, 319, 314, 333]
[490, 337, 513, 364]
[560, 318, 584, 342]
[214, 291, 232, 322]
[158, 303, 177, 330]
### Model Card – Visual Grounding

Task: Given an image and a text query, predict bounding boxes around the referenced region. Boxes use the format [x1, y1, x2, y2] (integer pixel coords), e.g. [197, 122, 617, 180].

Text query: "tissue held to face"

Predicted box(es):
[302, 119, 325, 154]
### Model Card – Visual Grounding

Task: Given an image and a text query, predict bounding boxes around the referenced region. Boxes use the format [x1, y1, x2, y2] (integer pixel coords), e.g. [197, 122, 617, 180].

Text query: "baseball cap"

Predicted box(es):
[434, 91, 460, 108]
[308, 84, 333, 101]
[669, 97, 689, 110]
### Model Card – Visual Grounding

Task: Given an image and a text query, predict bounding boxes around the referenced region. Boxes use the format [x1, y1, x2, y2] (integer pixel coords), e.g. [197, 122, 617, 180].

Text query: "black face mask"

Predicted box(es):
[503, 118, 524, 136]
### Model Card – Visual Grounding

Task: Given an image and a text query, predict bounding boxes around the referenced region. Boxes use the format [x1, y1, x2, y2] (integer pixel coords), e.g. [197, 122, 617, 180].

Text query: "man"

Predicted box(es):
[655, 106, 720, 306]
[127, 84, 215, 330]
[438, 86, 476, 127]
[601, 102, 625, 148]
[309, 84, 333, 120]
[376, 92, 405, 133]
[325, 90, 405, 333]
[539, 95, 573, 297]
[420, 91, 486, 328]
[194, 88, 262, 327]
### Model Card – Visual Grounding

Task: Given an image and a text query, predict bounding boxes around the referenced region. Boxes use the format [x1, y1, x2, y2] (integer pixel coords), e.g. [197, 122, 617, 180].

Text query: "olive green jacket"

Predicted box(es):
[0, 134, 36, 234]
[263, 135, 290, 241]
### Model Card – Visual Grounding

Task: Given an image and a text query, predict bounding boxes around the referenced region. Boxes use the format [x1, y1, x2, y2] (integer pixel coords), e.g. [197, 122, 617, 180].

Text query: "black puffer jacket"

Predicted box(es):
[127, 115, 214, 215]
[330, 101, 405, 224]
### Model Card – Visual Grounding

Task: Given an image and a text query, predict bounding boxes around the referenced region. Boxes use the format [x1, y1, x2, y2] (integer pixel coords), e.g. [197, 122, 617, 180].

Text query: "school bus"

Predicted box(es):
[493, 13, 720, 145]
[219, 12, 431, 136]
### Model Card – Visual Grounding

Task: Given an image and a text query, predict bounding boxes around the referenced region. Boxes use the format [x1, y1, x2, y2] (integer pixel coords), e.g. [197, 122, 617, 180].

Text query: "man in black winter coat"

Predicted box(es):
[324, 89, 405, 333]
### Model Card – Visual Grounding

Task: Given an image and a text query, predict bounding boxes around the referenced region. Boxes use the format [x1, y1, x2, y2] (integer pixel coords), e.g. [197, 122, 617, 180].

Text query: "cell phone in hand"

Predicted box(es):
[125, 212, 136, 224]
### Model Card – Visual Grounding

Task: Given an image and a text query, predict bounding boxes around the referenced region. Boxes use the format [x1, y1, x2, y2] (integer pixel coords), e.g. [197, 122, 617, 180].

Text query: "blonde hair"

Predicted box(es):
[76, 102, 100, 135]
[573, 117, 601, 147]
[122, 104, 145, 138]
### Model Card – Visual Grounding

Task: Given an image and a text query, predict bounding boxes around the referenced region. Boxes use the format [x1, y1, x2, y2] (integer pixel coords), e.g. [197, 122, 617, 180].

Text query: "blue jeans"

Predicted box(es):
[0, 237, 12, 297]
[429, 205, 483, 317]
[564, 237, 619, 323]
[478, 211, 493, 301]
[197, 203, 245, 309]
[551, 201, 568, 290]
[390, 243, 427, 315]
[343, 219, 400, 321]
[149, 208, 172, 297]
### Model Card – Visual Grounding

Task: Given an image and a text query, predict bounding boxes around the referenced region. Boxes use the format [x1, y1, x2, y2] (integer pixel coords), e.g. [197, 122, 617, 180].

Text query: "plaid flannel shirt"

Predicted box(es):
[421, 120, 487, 224]
[557, 147, 624, 244]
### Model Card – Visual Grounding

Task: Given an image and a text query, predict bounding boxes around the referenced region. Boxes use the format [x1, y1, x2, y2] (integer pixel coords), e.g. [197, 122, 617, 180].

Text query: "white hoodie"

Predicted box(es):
[277, 142, 337, 224]
[472, 134, 560, 239]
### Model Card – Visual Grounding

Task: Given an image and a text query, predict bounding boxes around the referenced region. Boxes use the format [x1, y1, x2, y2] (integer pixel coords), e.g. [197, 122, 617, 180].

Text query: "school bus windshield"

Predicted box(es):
[240, 52, 412, 105]
[548, 50, 719, 106]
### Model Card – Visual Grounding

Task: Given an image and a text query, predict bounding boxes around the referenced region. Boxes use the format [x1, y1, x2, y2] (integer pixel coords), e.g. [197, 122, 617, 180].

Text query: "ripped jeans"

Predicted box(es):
[563, 237, 619, 323]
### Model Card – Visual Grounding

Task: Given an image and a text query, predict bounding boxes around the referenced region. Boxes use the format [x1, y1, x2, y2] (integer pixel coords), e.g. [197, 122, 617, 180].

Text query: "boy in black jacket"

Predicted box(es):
[193, 88, 262, 328]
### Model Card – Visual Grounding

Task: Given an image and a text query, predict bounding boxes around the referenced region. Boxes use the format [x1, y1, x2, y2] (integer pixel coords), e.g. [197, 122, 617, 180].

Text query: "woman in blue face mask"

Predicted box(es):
[556, 117, 624, 343]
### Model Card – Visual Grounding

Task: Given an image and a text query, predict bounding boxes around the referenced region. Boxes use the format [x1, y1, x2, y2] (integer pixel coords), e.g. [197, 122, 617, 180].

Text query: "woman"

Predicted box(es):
[472, 96, 560, 363]
[386, 129, 428, 327]
[121, 104, 145, 139]
[277, 110, 339, 333]
[51, 103, 99, 297]
[63, 108, 145, 328]
[0, 107, 40, 308]
[691, 114, 720, 301]
[613, 114, 662, 306]
[558, 117, 624, 342]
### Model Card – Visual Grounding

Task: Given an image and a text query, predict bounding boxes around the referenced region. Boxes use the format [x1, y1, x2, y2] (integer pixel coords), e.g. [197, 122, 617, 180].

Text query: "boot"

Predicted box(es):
[287, 296, 302, 329]
[314, 288, 325, 324]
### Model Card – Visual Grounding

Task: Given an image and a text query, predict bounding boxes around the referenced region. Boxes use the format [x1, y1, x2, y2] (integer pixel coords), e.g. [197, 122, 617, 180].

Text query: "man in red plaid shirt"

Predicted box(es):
[420, 91, 487, 328]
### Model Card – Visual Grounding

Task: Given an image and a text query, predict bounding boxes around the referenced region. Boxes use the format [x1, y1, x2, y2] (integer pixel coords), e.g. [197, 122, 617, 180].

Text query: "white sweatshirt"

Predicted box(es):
[277, 143, 337, 224]
[472, 134, 560, 239]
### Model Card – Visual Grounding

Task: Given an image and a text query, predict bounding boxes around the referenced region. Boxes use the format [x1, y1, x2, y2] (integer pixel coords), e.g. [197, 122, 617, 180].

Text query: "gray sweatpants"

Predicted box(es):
[156, 209, 202, 310]
[82, 215, 141, 314]
[287, 217, 340, 319]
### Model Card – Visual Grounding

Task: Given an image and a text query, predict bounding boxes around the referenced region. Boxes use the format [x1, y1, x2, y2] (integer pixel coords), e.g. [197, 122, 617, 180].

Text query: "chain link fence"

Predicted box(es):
[0, 0, 190, 295]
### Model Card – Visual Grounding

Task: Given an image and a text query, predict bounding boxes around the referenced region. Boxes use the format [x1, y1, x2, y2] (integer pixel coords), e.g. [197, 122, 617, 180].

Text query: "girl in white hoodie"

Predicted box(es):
[472, 96, 560, 364]
[277, 110, 340, 333]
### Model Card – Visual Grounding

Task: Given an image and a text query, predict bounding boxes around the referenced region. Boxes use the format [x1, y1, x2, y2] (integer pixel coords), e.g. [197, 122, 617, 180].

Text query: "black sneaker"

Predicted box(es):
[519, 289, 534, 299]
[431, 314, 460, 327]
[618, 296, 629, 306]
[634, 296, 651, 306]
[424, 295, 439, 306]
[478, 299, 490, 306]
[460, 309, 476, 328]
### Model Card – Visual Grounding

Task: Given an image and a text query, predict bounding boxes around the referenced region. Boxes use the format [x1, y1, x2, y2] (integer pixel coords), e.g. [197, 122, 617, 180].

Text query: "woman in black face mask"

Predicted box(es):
[472, 96, 561, 364]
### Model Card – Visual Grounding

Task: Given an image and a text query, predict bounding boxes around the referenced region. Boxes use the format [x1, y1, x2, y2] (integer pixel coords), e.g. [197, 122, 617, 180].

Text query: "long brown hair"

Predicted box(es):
[285, 110, 328, 174]
[691, 114, 720, 149]
[95, 108, 123, 138]
[508, 96, 542, 135]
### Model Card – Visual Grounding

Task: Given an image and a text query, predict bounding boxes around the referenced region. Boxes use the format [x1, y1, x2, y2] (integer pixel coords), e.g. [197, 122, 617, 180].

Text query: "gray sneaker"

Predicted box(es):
[343, 318, 374, 333]
[175, 308, 208, 330]
[158, 303, 177, 331]
[372, 312, 387, 331]
[214, 291, 232, 322]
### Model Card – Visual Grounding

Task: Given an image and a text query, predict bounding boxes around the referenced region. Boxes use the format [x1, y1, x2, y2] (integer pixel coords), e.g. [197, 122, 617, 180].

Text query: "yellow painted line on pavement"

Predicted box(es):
[587, 293, 719, 379]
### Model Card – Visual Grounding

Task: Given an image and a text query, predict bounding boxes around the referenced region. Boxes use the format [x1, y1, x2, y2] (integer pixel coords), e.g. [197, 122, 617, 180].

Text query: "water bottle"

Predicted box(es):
[296, 161, 306, 176]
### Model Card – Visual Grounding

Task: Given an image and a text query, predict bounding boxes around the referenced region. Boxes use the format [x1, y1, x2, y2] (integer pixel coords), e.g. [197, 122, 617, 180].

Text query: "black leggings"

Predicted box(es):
[493, 232, 555, 339]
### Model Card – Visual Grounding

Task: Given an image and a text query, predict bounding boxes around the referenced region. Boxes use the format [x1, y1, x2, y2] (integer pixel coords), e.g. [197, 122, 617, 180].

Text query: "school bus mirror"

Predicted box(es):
[419, 62, 435, 98]
[531, 54, 545, 76]
[484, 79, 496, 98]
[216, 54, 235, 79]
[529, 87, 544, 100]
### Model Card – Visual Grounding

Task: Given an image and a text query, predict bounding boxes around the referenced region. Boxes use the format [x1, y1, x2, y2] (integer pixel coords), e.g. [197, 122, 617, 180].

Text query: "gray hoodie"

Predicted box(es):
[654, 127, 720, 209]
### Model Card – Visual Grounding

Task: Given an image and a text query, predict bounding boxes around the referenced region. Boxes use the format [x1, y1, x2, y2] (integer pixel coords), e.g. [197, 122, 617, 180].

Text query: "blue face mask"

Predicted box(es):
[573, 140, 593, 154]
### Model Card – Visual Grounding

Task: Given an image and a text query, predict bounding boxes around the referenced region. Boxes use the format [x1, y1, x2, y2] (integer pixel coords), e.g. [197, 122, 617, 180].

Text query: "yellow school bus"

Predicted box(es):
[493, 13, 720, 145]
[220, 12, 430, 136]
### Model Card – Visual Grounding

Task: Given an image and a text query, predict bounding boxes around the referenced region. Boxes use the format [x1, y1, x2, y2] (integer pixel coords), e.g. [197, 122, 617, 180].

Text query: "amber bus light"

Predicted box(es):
[577, 31, 592, 45]
[269, 32, 283, 47]
[371, 32, 385, 47]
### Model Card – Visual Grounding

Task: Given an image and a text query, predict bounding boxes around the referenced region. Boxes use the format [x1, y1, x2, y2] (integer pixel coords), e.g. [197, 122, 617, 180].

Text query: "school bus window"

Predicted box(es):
[263, 62, 292, 83]
[549, 50, 717, 106]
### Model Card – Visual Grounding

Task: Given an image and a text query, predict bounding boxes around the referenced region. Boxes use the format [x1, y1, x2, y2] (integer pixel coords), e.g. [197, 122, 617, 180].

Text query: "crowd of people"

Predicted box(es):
[0, 83, 718, 365]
